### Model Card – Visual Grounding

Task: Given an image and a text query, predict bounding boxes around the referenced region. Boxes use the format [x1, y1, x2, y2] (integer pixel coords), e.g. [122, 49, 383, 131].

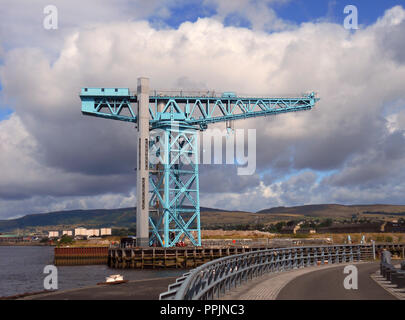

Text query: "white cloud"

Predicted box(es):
[203, 0, 292, 31]
[376, 5, 405, 27]
[0, 5, 405, 218]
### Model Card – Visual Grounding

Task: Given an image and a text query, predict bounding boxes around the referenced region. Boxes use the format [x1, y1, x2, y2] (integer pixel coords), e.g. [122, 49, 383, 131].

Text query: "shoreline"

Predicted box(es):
[0, 243, 54, 246]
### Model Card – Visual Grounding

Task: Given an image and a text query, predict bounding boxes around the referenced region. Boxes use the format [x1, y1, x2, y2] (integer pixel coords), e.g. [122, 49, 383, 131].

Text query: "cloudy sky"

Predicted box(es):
[0, 0, 404, 219]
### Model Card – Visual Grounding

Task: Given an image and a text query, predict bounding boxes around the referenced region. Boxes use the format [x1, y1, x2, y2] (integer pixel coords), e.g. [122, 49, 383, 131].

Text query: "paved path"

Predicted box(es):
[277, 262, 396, 300]
[221, 262, 397, 300]
[220, 263, 358, 300]
[22, 276, 178, 300]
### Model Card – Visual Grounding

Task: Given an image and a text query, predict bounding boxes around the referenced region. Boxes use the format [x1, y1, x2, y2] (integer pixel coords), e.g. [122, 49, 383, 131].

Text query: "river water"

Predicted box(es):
[0, 246, 184, 297]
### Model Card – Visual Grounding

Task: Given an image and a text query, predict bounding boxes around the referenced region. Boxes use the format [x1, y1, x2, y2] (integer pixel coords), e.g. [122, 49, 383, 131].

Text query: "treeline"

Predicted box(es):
[363, 211, 405, 216]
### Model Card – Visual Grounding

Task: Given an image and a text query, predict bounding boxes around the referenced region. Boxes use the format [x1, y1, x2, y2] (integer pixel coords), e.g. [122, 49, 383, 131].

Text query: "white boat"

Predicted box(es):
[105, 274, 124, 283]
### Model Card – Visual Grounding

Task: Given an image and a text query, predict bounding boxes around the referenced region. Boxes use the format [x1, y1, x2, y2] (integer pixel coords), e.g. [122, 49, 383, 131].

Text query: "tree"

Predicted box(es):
[319, 218, 333, 228]
[59, 234, 73, 245]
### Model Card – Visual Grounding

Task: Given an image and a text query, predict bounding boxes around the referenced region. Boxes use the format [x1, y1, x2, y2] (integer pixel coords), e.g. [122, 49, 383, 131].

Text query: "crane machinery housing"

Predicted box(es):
[80, 77, 319, 247]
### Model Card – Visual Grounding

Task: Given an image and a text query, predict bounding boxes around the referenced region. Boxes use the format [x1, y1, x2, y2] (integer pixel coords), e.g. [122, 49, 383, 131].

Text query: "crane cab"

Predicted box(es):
[222, 92, 236, 98]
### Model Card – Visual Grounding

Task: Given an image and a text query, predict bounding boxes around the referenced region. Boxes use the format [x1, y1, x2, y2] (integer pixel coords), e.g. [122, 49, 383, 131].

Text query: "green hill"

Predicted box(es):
[257, 204, 405, 217]
[0, 206, 235, 232]
[1, 204, 405, 233]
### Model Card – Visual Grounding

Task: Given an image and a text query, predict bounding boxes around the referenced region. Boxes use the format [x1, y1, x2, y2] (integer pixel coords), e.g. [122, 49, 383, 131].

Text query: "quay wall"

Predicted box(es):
[53, 243, 405, 267]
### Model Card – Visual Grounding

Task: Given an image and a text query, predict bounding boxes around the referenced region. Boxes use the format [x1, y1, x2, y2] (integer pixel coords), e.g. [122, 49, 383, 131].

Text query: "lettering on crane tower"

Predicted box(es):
[138, 138, 141, 170]
[145, 138, 149, 170]
[142, 177, 145, 210]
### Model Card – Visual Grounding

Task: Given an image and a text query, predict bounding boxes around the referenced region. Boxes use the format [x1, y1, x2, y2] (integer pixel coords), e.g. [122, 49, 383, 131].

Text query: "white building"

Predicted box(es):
[100, 228, 112, 236]
[74, 227, 87, 236]
[48, 231, 59, 238]
[73, 227, 111, 238]
[62, 230, 73, 236]
[86, 229, 100, 237]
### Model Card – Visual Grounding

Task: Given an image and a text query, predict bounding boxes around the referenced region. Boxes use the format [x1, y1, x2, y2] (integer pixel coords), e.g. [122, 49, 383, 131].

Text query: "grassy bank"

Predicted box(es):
[201, 230, 405, 244]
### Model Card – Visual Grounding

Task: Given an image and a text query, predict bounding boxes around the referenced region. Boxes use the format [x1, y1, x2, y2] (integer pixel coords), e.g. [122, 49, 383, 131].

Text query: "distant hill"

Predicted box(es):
[0, 206, 236, 232]
[1, 204, 405, 233]
[257, 204, 405, 217]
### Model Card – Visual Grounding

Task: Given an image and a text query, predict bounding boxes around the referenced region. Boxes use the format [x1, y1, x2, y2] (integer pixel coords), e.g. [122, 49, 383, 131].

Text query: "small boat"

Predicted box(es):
[106, 274, 124, 282]
[97, 274, 128, 285]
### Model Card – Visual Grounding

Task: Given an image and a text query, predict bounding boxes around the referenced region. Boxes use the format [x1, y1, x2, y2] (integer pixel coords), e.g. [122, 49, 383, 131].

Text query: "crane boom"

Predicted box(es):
[81, 88, 318, 129]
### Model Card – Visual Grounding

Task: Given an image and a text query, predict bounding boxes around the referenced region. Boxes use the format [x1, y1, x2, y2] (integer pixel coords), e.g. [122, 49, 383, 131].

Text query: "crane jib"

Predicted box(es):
[80, 87, 318, 129]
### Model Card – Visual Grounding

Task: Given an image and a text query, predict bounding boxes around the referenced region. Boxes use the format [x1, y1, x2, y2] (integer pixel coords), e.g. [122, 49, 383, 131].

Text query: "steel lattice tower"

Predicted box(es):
[80, 77, 319, 247]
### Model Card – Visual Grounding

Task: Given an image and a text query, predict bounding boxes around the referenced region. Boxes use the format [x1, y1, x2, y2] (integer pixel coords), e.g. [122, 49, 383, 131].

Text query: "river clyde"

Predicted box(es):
[0, 246, 184, 297]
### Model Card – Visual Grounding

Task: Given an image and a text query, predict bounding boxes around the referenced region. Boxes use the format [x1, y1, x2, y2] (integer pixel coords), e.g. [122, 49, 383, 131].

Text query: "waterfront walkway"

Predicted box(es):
[23, 262, 398, 300]
[23, 276, 178, 300]
[221, 262, 396, 300]
[277, 262, 395, 300]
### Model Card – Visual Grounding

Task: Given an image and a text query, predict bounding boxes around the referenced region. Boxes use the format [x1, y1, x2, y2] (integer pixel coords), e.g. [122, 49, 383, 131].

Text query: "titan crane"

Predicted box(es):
[80, 77, 319, 247]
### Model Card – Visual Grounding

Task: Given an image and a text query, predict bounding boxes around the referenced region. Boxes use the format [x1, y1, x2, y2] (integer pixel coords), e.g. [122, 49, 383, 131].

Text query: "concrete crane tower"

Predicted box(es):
[80, 77, 319, 247]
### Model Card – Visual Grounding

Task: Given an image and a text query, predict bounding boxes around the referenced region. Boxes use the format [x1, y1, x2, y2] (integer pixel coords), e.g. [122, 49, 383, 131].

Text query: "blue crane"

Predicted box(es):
[80, 78, 319, 247]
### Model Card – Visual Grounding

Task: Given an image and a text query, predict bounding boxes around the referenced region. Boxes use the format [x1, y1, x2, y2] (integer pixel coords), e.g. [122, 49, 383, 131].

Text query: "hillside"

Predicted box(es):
[257, 204, 405, 217]
[1, 204, 405, 233]
[0, 206, 242, 232]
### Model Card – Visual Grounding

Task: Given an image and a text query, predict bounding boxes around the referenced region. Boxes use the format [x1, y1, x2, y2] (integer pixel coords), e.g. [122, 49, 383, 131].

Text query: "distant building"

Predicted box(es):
[71, 227, 112, 238]
[87, 229, 100, 237]
[74, 227, 87, 236]
[385, 222, 405, 233]
[279, 225, 296, 234]
[62, 230, 73, 236]
[0, 234, 24, 243]
[297, 228, 317, 234]
[317, 222, 383, 234]
[100, 228, 112, 236]
[48, 231, 59, 238]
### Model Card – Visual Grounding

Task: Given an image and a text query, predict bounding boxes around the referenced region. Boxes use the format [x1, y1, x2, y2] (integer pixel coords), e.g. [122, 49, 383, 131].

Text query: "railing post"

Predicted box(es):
[328, 247, 333, 264]
[306, 248, 311, 267]
[298, 248, 302, 268]
[372, 241, 376, 260]
[313, 248, 318, 266]
[293, 249, 298, 269]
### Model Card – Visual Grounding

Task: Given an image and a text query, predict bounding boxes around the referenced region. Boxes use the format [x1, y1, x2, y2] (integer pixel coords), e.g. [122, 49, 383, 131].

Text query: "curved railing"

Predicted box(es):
[159, 244, 368, 300]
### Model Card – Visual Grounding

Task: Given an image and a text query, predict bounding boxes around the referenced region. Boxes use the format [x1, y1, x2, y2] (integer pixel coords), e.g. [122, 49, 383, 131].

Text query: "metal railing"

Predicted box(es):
[200, 238, 333, 248]
[160, 244, 367, 300]
[128, 88, 314, 99]
[380, 250, 405, 288]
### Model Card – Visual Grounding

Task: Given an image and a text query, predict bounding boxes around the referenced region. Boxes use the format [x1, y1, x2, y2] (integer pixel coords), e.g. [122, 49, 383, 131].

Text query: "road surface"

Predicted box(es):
[22, 276, 178, 300]
[277, 262, 396, 300]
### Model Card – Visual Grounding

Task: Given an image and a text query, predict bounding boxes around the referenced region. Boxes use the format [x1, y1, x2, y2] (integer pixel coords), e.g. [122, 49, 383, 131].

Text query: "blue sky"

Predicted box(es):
[273, 0, 404, 25]
[158, 0, 404, 28]
[0, 82, 10, 121]
[0, 83, 12, 121]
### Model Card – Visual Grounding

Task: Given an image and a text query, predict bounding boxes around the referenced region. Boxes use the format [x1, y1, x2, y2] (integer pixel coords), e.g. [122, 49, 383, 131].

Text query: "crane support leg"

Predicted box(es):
[149, 125, 201, 247]
[136, 77, 150, 247]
